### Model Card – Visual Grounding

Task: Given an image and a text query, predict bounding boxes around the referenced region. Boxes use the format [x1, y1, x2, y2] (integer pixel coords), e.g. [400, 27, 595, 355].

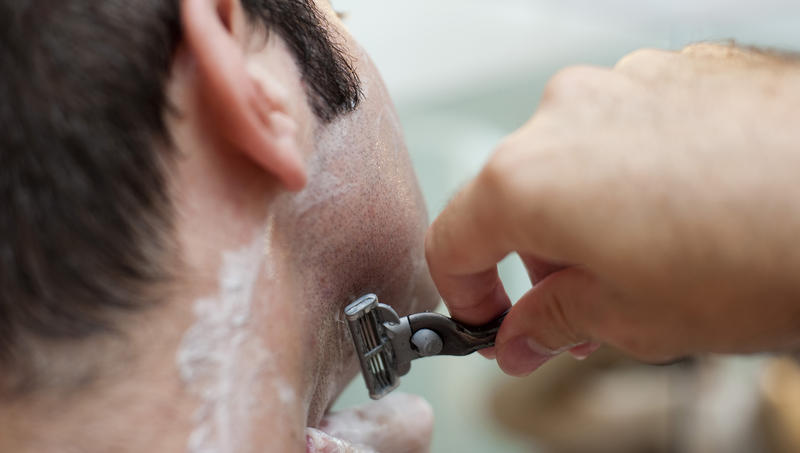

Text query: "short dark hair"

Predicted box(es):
[0, 0, 360, 395]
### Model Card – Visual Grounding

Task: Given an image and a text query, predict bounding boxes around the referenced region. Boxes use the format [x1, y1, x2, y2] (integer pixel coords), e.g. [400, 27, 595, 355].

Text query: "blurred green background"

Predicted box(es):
[331, 2, 800, 452]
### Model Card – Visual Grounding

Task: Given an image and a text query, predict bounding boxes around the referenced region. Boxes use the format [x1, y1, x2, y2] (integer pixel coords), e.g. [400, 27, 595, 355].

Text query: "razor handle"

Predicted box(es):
[406, 311, 506, 356]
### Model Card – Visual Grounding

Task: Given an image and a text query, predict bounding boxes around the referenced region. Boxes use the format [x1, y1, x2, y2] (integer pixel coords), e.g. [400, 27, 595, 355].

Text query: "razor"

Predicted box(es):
[345, 293, 506, 399]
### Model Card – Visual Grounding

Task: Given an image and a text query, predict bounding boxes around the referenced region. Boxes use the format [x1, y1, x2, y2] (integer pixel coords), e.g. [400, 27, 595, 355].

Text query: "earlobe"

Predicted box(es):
[180, 0, 307, 191]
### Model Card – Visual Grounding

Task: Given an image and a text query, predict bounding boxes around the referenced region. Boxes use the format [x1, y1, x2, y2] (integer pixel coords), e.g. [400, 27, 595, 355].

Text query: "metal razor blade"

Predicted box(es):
[344, 293, 506, 399]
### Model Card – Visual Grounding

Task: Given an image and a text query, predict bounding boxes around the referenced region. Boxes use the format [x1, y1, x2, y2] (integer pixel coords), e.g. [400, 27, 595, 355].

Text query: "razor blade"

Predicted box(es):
[344, 293, 506, 399]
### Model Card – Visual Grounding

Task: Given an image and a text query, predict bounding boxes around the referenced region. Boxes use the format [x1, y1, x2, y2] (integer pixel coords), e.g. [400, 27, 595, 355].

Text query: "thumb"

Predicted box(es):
[494, 267, 615, 376]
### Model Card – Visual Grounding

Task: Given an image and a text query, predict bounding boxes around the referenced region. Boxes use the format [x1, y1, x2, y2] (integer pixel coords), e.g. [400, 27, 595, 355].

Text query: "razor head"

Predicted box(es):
[345, 294, 409, 399]
[345, 294, 506, 399]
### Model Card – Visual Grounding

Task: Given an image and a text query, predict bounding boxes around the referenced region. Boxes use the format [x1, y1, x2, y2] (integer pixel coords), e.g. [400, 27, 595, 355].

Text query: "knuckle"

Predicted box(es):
[480, 144, 518, 200]
[543, 289, 583, 348]
[541, 65, 609, 105]
[615, 48, 675, 71]
[481, 141, 545, 211]
[614, 49, 682, 82]
[479, 138, 565, 244]
[478, 146, 535, 242]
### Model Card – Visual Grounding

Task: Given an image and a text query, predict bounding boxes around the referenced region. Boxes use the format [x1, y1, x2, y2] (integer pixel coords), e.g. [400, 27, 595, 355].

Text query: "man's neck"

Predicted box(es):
[0, 233, 311, 453]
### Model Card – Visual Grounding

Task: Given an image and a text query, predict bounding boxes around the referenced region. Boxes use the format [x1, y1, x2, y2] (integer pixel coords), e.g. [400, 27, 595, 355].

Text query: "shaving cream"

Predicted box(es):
[176, 220, 294, 453]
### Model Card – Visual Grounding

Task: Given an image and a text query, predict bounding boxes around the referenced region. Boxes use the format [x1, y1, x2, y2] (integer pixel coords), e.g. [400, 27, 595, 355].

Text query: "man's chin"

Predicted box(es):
[306, 393, 434, 453]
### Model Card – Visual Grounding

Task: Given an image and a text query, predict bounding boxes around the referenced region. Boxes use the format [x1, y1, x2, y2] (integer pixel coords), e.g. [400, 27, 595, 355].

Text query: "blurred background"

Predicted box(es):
[331, 1, 800, 452]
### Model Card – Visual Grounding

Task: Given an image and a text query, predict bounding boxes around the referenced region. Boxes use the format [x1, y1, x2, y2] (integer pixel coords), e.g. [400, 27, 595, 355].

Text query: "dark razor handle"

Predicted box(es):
[407, 311, 507, 356]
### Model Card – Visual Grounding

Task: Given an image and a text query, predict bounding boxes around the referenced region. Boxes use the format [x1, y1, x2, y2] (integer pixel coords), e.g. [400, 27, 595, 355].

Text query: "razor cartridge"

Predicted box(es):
[345, 293, 506, 399]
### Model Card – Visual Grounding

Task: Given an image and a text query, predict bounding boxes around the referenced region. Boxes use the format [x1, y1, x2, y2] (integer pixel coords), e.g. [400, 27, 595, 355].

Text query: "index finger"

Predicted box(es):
[424, 166, 517, 325]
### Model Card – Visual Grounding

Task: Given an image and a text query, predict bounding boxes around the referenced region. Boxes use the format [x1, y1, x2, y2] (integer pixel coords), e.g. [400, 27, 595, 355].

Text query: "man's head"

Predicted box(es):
[0, 0, 437, 449]
[1, 0, 352, 390]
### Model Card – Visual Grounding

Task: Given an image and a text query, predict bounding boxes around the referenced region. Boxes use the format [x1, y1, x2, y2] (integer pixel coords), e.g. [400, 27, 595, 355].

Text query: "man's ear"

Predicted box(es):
[181, 0, 307, 191]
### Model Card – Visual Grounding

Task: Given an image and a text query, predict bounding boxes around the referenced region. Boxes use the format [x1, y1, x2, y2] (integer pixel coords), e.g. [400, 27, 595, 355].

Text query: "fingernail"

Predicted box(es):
[480, 347, 497, 360]
[503, 337, 553, 376]
[569, 342, 602, 361]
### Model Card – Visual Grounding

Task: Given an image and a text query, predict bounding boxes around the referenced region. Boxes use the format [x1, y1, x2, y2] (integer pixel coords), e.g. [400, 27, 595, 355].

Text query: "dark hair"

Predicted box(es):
[0, 0, 360, 394]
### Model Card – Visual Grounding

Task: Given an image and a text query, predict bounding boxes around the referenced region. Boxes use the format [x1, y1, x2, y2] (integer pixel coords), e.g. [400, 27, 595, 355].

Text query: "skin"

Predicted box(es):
[0, 0, 436, 452]
[425, 43, 800, 377]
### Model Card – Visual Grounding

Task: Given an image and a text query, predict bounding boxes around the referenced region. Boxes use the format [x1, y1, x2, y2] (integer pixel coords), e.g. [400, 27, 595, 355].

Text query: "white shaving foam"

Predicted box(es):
[306, 428, 372, 453]
[177, 220, 295, 453]
[292, 152, 355, 217]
